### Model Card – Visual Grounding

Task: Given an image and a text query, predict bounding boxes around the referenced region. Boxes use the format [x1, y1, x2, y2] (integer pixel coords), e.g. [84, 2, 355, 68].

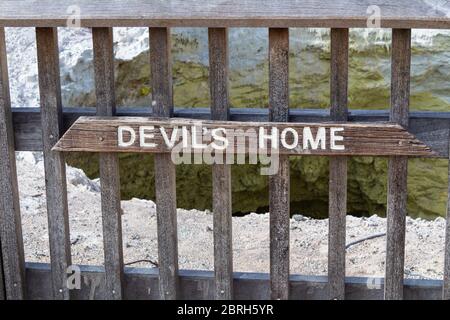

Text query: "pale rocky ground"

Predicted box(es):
[17, 152, 446, 280]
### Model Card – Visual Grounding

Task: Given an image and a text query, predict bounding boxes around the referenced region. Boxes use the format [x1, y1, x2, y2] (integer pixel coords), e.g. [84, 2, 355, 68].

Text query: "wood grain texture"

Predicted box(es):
[385, 28, 411, 301]
[328, 28, 348, 300]
[10, 107, 450, 158]
[0, 27, 26, 300]
[330, 29, 349, 123]
[150, 28, 173, 118]
[53, 117, 434, 157]
[269, 28, 290, 300]
[150, 27, 179, 300]
[36, 27, 72, 300]
[209, 28, 229, 122]
[269, 29, 289, 123]
[92, 27, 124, 300]
[212, 164, 233, 299]
[1, 0, 450, 29]
[24, 262, 445, 300]
[209, 28, 233, 300]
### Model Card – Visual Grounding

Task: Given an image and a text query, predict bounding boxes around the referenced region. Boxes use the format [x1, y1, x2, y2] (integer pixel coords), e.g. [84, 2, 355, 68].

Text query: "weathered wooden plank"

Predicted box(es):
[444, 140, 450, 299]
[11, 108, 450, 158]
[385, 28, 411, 301]
[330, 28, 349, 123]
[53, 117, 434, 157]
[209, 28, 229, 122]
[150, 27, 179, 300]
[328, 28, 348, 300]
[36, 27, 72, 300]
[268, 28, 290, 300]
[211, 165, 233, 299]
[92, 27, 124, 300]
[0, 27, 26, 300]
[24, 263, 444, 300]
[1, 0, 450, 29]
[209, 27, 233, 300]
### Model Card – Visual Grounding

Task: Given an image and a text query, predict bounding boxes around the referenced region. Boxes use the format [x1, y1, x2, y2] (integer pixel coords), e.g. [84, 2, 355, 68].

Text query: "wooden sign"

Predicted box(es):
[53, 116, 435, 157]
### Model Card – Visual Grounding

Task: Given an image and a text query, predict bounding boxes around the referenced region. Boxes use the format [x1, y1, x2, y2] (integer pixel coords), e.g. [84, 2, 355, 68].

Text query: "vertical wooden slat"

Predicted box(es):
[209, 28, 230, 121]
[36, 27, 71, 300]
[92, 27, 124, 300]
[268, 28, 290, 300]
[385, 28, 411, 300]
[0, 27, 26, 300]
[328, 28, 349, 300]
[149, 27, 179, 300]
[209, 28, 233, 300]
[443, 137, 450, 299]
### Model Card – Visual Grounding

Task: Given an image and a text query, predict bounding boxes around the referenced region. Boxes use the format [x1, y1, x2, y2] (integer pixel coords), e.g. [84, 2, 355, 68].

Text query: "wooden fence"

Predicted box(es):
[0, 0, 450, 300]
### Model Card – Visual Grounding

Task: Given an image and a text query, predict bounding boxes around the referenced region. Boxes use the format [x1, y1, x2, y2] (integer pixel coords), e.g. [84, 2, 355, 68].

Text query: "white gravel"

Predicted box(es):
[16, 152, 446, 280]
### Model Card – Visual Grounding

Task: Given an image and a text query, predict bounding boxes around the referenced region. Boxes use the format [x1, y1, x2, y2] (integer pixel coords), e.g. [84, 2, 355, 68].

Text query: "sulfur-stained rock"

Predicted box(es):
[7, 27, 449, 219]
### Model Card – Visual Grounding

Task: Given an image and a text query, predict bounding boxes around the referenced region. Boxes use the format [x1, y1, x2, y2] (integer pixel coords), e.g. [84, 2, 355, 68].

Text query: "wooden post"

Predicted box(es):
[328, 28, 349, 300]
[92, 27, 124, 300]
[209, 28, 233, 300]
[268, 28, 290, 300]
[150, 27, 179, 300]
[385, 28, 411, 300]
[36, 27, 72, 300]
[0, 27, 26, 300]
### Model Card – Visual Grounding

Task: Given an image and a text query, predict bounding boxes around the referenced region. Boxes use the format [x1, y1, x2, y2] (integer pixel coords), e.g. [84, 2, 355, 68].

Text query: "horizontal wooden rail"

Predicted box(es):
[10, 108, 450, 157]
[24, 262, 443, 300]
[1, 0, 450, 29]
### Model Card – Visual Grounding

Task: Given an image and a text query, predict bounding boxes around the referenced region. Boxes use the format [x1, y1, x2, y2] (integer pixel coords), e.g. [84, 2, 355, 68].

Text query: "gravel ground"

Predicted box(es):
[17, 152, 446, 280]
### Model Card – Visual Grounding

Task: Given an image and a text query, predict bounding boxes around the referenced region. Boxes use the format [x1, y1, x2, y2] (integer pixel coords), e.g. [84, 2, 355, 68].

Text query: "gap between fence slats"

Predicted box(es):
[268, 28, 290, 300]
[209, 27, 233, 300]
[0, 27, 26, 300]
[1, 0, 450, 29]
[443, 18, 450, 296]
[36, 27, 72, 300]
[150, 27, 179, 300]
[443, 135, 450, 299]
[92, 27, 124, 300]
[385, 28, 411, 300]
[328, 28, 349, 300]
